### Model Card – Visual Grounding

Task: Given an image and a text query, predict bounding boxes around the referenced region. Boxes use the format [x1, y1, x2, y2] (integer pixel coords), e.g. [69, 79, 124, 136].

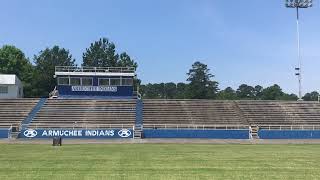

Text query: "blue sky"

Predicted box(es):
[0, 0, 319, 94]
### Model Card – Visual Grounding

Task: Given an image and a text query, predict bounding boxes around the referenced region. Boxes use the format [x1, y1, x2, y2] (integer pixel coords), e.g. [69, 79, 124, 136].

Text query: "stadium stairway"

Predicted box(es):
[249, 125, 259, 139]
[20, 98, 47, 129]
[232, 101, 249, 125]
[134, 99, 143, 139]
[232, 101, 259, 139]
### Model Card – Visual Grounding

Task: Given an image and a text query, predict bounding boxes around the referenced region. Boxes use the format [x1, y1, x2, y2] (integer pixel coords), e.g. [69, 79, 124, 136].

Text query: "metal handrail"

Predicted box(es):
[0, 123, 19, 128]
[55, 66, 135, 73]
[258, 124, 320, 130]
[0, 123, 16, 126]
[26, 123, 134, 129]
[143, 124, 249, 130]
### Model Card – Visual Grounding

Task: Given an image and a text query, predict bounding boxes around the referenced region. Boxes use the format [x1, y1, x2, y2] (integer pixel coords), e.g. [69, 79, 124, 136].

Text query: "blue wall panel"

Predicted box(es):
[0, 129, 9, 138]
[259, 130, 320, 139]
[143, 129, 249, 139]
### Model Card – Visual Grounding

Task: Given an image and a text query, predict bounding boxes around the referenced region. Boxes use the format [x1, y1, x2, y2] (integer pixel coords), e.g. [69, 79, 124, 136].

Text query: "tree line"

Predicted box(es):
[140, 62, 308, 101]
[0, 38, 137, 97]
[0, 37, 319, 101]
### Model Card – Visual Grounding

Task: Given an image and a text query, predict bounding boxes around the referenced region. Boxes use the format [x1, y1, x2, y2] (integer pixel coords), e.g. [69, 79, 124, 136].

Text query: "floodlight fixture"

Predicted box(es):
[286, 0, 313, 8]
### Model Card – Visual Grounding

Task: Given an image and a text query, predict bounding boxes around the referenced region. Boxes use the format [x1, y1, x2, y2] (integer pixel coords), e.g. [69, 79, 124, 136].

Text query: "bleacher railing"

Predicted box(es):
[143, 124, 249, 130]
[258, 124, 320, 130]
[6, 123, 320, 131]
[28, 123, 134, 129]
[55, 66, 135, 73]
[0, 123, 18, 128]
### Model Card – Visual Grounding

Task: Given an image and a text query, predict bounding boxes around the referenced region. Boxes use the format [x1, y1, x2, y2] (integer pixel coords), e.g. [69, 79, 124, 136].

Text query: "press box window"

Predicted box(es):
[110, 78, 121, 86]
[82, 78, 93, 86]
[0, 86, 8, 94]
[70, 78, 81, 85]
[99, 78, 110, 86]
[58, 77, 69, 85]
[122, 78, 133, 86]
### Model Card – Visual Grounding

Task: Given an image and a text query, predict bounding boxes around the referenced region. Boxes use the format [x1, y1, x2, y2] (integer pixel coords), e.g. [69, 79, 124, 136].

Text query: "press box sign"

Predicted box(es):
[71, 86, 117, 92]
[21, 129, 133, 138]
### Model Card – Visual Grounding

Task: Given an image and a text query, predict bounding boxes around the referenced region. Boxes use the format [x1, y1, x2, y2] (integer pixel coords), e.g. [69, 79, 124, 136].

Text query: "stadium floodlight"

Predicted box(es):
[285, 0, 313, 100]
[286, 0, 313, 8]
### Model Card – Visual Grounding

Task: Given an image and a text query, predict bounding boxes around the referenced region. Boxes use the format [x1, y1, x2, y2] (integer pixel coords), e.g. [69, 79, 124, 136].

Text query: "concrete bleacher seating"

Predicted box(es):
[143, 100, 320, 129]
[0, 98, 39, 128]
[143, 100, 248, 129]
[236, 101, 320, 126]
[2, 98, 320, 131]
[28, 99, 136, 129]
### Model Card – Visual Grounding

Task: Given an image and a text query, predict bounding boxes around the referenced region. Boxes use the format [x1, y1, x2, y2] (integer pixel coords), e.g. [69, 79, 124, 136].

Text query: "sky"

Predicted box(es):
[0, 0, 319, 94]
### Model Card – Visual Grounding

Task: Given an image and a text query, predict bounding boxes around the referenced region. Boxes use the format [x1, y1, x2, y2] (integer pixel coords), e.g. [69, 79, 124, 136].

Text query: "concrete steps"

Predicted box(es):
[250, 125, 259, 139]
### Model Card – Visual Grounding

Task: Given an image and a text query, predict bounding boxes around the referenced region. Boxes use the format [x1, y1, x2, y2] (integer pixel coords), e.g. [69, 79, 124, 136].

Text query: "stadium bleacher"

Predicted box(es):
[237, 100, 320, 127]
[143, 100, 248, 129]
[28, 99, 136, 129]
[0, 98, 39, 128]
[2, 98, 320, 139]
[1, 99, 319, 130]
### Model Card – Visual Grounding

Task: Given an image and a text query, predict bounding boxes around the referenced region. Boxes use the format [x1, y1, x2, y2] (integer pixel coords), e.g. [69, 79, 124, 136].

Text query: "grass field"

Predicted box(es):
[1, 144, 320, 180]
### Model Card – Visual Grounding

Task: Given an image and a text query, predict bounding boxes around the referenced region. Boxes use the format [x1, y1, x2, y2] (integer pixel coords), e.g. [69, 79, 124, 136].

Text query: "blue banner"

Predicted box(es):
[19, 129, 133, 139]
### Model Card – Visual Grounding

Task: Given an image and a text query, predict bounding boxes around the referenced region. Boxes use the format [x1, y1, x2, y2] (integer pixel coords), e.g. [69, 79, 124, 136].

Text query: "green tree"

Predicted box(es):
[164, 82, 177, 99]
[236, 84, 255, 99]
[186, 61, 218, 99]
[0, 45, 35, 97]
[141, 83, 161, 98]
[140, 82, 187, 99]
[303, 91, 319, 101]
[253, 85, 263, 100]
[217, 87, 238, 100]
[280, 93, 298, 101]
[176, 83, 188, 99]
[82, 38, 118, 67]
[139, 84, 147, 98]
[82, 38, 138, 69]
[33, 46, 76, 97]
[261, 84, 283, 100]
[83, 38, 140, 92]
[118, 52, 138, 69]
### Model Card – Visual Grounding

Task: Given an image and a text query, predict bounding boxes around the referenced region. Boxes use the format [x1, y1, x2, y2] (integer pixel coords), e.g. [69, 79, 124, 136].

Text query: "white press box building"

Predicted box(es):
[0, 74, 23, 98]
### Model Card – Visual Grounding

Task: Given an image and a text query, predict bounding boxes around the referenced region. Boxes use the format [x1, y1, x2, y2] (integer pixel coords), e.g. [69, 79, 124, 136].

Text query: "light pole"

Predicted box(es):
[285, 0, 312, 100]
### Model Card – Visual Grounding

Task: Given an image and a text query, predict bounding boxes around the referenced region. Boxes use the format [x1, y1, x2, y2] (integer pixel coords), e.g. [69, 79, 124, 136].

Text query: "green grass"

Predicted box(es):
[0, 144, 320, 180]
